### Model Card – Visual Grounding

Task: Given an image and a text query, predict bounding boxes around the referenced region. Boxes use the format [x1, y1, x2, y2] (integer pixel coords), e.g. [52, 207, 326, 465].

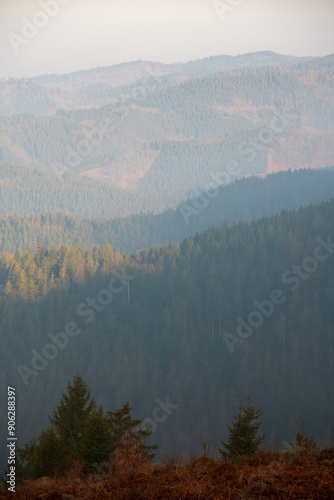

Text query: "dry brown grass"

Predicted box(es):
[1, 450, 334, 499]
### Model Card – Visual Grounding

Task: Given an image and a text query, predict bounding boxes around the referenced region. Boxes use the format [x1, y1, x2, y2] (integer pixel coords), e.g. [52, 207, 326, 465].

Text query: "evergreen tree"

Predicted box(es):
[79, 405, 114, 473]
[17, 375, 97, 478]
[30, 426, 65, 478]
[108, 402, 158, 462]
[16, 438, 38, 481]
[291, 416, 317, 451]
[16, 378, 158, 479]
[49, 374, 96, 466]
[101, 242, 114, 274]
[219, 395, 265, 458]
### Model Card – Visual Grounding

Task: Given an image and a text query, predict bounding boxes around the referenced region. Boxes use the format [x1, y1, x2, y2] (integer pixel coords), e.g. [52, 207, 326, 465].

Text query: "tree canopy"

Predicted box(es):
[219, 395, 265, 458]
[17, 375, 156, 479]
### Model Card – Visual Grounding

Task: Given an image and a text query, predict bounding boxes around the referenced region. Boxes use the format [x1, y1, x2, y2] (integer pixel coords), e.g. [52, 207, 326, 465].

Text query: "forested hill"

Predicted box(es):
[0, 168, 333, 255]
[0, 54, 333, 217]
[0, 198, 333, 466]
[0, 52, 315, 116]
[0, 161, 175, 219]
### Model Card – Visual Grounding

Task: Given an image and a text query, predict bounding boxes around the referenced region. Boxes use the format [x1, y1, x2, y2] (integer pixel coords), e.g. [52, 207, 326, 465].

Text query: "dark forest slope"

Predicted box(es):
[0, 168, 333, 255]
[0, 198, 333, 469]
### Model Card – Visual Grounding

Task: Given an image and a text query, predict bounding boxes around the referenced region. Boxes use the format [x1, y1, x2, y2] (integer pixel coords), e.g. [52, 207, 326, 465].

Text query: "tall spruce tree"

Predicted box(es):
[49, 374, 96, 462]
[219, 394, 265, 458]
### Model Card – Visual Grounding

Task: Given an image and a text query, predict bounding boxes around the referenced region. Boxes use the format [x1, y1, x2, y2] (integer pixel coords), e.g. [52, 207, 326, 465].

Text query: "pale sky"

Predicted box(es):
[0, 0, 333, 79]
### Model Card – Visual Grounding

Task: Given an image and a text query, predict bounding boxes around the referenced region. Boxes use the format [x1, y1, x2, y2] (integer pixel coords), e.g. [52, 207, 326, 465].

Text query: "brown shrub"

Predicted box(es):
[1, 452, 333, 500]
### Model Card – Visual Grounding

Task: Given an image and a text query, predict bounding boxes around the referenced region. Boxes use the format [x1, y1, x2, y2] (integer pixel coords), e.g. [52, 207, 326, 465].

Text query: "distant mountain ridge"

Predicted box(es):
[0, 52, 333, 219]
[0, 52, 322, 116]
[0, 168, 333, 256]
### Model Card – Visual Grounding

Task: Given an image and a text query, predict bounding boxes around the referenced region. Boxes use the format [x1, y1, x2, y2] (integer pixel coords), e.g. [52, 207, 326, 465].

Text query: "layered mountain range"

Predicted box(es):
[0, 52, 333, 219]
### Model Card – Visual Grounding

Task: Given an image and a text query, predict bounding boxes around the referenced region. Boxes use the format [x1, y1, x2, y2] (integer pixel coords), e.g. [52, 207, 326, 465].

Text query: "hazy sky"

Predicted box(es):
[0, 0, 333, 78]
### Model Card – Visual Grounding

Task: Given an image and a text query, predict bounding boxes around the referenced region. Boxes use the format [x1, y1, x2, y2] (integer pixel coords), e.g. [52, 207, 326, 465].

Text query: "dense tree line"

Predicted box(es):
[0, 198, 333, 476]
[0, 162, 181, 219]
[0, 169, 333, 255]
